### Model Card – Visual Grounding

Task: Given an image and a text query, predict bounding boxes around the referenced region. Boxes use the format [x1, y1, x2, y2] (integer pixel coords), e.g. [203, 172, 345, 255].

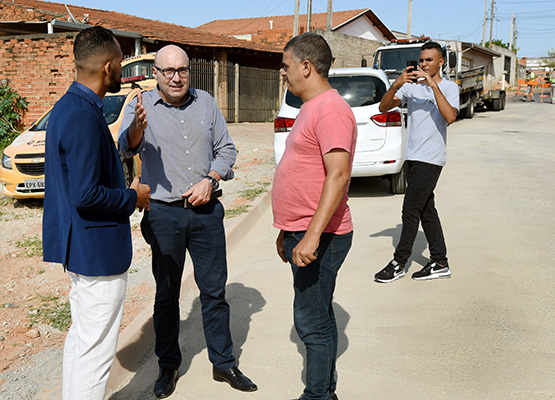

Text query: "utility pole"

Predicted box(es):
[407, 0, 412, 38]
[488, 0, 494, 47]
[293, 0, 300, 37]
[513, 16, 518, 50]
[481, 0, 487, 46]
[509, 13, 514, 50]
[326, 0, 333, 31]
[307, 0, 313, 33]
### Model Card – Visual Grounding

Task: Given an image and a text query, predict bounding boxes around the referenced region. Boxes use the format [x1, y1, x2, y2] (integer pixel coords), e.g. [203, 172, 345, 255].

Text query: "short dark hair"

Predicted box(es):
[284, 33, 332, 77]
[421, 41, 444, 58]
[74, 26, 118, 64]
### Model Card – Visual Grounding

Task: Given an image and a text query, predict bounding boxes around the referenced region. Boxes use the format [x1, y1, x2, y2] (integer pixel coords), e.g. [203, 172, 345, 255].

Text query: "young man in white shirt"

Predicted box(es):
[374, 41, 460, 283]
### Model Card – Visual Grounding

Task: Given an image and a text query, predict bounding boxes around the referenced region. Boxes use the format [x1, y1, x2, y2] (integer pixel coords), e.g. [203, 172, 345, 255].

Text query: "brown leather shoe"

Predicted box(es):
[154, 367, 178, 398]
[213, 366, 257, 392]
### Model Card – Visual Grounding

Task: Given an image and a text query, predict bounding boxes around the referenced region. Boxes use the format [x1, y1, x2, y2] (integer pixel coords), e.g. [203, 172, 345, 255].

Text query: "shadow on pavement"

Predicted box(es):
[289, 302, 350, 387]
[109, 282, 265, 399]
[369, 223, 429, 270]
[349, 177, 394, 198]
[13, 198, 44, 209]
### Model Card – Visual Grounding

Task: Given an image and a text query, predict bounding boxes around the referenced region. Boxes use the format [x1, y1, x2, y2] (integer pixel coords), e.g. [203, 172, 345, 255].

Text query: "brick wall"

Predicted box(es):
[0, 32, 76, 127]
[254, 28, 292, 50]
[252, 27, 310, 50]
[250, 28, 384, 68]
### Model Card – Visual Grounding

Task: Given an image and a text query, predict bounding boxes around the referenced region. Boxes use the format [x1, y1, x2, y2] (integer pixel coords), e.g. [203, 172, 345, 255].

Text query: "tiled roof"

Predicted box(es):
[7, 0, 281, 53]
[197, 9, 394, 40]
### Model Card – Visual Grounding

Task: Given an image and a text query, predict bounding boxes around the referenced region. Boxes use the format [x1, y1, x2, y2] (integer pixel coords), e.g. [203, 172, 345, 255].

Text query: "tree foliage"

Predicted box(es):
[485, 39, 517, 53]
[0, 82, 29, 151]
[544, 48, 555, 69]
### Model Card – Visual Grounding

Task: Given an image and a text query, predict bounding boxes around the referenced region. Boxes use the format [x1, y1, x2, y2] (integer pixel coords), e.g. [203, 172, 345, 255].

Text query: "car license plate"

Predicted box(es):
[24, 178, 45, 189]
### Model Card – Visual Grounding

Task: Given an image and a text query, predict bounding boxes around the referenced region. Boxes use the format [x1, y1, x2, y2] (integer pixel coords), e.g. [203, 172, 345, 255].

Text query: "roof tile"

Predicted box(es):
[8, 0, 281, 53]
[196, 9, 368, 36]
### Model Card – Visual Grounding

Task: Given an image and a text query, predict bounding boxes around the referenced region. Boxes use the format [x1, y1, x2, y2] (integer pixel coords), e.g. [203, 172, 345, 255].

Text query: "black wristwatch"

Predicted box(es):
[204, 175, 219, 190]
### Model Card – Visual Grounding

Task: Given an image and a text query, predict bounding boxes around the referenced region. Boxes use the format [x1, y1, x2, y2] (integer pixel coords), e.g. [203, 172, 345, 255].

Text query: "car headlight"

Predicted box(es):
[1, 153, 12, 169]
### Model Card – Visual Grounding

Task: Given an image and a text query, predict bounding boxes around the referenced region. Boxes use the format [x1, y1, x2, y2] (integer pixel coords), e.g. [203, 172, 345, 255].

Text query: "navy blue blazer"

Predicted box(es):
[43, 83, 137, 276]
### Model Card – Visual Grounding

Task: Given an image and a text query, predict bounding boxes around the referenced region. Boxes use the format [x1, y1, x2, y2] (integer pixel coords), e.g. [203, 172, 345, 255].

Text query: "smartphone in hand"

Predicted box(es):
[406, 60, 418, 83]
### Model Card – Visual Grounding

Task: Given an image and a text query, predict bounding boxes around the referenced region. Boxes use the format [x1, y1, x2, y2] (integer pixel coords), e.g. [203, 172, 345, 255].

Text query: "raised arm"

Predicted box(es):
[379, 66, 416, 112]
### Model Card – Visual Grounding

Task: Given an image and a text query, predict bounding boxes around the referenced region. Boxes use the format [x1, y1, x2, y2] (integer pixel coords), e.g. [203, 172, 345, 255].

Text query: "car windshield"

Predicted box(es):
[330, 76, 387, 107]
[30, 111, 51, 131]
[28, 95, 127, 131]
[122, 60, 155, 79]
[375, 48, 422, 72]
[103, 95, 127, 125]
[285, 75, 387, 108]
[374, 47, 422, 80]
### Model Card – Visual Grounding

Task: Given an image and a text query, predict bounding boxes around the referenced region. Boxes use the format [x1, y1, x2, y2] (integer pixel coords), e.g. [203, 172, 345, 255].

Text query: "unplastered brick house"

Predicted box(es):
[0, 0, 282, 126]
[1, 1, 397, 126]
[198, 9, 396, 68]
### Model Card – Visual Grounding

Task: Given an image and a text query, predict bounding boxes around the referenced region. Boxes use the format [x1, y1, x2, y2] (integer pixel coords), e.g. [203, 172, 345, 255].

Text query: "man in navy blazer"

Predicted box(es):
[42, 26, 150, 400]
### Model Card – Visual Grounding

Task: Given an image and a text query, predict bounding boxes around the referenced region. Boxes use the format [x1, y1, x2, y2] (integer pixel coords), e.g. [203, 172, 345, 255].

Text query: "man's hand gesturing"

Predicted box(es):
[132, 91, 148, 132]
[127, 91, 148, 150]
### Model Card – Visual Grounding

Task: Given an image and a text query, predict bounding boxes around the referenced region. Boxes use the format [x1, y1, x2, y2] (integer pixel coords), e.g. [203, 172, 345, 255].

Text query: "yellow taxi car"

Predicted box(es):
[1, 55, 156, 199]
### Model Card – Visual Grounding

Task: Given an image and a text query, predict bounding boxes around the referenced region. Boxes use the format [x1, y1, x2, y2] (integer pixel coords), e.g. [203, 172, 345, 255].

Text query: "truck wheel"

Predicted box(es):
[120, 157, 136, 188]
[492, 98, 501, 111]
[390, 165, 407, 195]
[500, 93, 506, 110]
[462, 95, 475, 119]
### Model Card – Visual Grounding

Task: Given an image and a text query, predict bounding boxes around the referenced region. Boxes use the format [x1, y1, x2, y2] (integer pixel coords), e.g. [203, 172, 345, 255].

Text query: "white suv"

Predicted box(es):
[274, 68, 407, 194]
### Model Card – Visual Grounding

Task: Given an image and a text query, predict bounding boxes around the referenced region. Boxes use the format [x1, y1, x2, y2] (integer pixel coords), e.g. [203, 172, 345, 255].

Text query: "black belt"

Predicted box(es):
[150, 190, 222, 209]
[150, 198, 185, 207]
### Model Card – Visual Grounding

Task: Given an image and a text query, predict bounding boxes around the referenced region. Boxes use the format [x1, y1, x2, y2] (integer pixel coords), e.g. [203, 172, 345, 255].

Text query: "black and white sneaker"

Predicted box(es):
[411, 261, 451, 280]
[375, 260, 405, 283]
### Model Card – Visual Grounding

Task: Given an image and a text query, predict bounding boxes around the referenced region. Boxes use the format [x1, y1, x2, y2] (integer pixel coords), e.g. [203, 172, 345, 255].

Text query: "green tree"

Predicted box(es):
[485, 39, 517, 53]
[543, 49, 555, 69]
[0, 81, 29, 151]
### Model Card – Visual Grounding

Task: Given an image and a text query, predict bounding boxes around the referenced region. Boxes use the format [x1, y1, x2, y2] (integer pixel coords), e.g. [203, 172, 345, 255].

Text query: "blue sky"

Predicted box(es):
[68, 0, 555, 57]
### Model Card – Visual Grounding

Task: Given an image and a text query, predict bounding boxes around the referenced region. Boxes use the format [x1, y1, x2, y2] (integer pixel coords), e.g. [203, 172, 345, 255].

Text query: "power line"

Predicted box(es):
[259, 0, 279, 17]
[496, 0, 555, 3]
[454, 22, 485, 39]
[260, 0, 290, 18]
[498, 8, 555, 15]
[232, 0, 255, 18]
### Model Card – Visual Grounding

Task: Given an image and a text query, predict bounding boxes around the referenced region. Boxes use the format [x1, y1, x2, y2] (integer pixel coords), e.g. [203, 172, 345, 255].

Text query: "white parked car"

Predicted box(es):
[274, 68, 407, 194]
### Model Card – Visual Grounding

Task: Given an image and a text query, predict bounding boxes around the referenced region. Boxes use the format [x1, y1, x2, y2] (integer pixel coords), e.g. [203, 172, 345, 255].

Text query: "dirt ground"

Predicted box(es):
[0, 122, 275, 377]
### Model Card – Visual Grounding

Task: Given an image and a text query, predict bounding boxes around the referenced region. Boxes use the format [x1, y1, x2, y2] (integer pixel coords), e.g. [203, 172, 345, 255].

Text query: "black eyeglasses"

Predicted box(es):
[154, 66, 190, 79]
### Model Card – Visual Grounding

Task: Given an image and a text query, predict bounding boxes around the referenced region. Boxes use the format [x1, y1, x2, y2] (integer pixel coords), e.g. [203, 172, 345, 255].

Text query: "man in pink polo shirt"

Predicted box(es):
[273, 33, 357, 400]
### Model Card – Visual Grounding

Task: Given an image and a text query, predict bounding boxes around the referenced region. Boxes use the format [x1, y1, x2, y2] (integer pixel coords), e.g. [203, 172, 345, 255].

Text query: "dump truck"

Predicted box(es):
[371, 37, 506, 118]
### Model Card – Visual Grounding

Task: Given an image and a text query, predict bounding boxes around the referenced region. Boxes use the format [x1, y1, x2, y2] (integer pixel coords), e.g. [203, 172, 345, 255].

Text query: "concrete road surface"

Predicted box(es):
[109, 99, 555, 400]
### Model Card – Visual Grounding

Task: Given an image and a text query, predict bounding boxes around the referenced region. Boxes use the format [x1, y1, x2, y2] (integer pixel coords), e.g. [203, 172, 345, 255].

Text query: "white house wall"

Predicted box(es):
[491, 45, 517, 86]
[335, 16, 387, 41]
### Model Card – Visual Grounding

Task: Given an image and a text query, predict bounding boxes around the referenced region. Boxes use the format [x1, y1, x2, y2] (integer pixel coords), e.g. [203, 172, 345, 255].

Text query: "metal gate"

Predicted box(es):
[190, 59, 280, 123]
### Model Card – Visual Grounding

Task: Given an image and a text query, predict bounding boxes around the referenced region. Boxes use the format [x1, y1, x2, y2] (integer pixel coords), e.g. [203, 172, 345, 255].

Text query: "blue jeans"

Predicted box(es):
[394, 160, 447, 265]
[141, 200, 235, 371]
[284, 230, 353, 400]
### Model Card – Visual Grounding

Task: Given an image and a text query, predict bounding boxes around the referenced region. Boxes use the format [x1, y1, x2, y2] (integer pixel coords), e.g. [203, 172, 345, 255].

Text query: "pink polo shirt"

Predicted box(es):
[272, 89, 357, 234]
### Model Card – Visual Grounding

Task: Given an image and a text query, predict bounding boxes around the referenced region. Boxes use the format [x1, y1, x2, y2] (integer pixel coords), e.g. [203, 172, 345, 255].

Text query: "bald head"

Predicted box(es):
[154, 45, 189, 68]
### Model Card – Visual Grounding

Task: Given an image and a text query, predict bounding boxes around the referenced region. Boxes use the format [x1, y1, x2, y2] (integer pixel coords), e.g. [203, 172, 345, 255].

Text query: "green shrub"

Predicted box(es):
[0, 81, 29, 151]
[29, 294, 71, 331]
[15, 234, 43, 257]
